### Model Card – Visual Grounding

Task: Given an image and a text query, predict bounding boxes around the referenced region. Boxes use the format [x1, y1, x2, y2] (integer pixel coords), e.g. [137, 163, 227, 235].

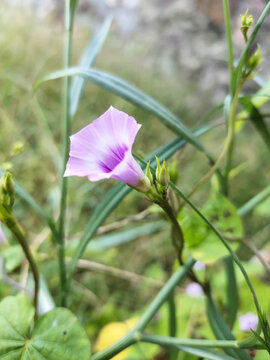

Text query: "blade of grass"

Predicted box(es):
[66, 220, 165, 255]
[69, 16, 112, 117]
[224, 256, 238, 329]
[238, 184, 270, 216]
[36, 67, 212, 156]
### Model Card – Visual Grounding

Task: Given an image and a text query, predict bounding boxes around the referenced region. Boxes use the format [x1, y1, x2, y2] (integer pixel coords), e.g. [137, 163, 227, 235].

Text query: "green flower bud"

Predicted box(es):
[156, 157, 170, 187]
[168, 159, 179, 183]
[241, 9, 253, 41]
[145, 161, 153, 184]
[246, 45, 261, 76]
[159, 161, 170, 187]
[3, 172, 15, 195]
[0, 172, 15, 210]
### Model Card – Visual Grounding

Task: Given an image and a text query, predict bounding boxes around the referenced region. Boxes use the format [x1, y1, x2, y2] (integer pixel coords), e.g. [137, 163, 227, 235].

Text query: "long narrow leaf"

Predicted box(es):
[206, 293, 251, 360]
[224, 257, 238, 329]
[69, 17, 112, 117]
[66, 221, 165, 256]
[66, 125, 212, 282]
[238, 184, 270, 217]
[36, 67, 210, 155]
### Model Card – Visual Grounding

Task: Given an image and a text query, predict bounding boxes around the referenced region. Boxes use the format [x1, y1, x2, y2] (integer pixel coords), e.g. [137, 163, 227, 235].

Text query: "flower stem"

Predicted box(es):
[58, 0, 73, 307]
[0, 204, 39, 319]
[222, 0, 234, 94]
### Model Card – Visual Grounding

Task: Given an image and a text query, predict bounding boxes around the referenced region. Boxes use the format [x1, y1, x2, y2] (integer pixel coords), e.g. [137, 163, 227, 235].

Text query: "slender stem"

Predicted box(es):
[222, 0, 234, 94]
[168, 294, 178, 360]
[92, 258, 195, 360]
[170, 182, 262, 318]
[187, 84, 243, 200]
[0, 204, 39, 319]
[140, 334, 264, 350]
[58, 0, 73, 307]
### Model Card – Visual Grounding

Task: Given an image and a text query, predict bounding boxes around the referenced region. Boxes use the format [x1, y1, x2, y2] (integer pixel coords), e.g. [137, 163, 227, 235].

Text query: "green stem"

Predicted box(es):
[222, 0, 234, 94]
[187, 84, 242, 200]
[92, 258, 195, 360]
[0, 204, 39, 319]
[168, 294, 178, 360]
[58, 0, 73, 307]
[140, 334, 263, 350]
[170, 182, 262, 318]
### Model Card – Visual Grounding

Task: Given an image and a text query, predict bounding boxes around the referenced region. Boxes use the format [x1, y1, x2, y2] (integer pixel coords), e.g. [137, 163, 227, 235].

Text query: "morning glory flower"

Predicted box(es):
[185, 282, 203, 298]
[239, 312, 258, 332]
[64, 106, 151, 192]
[194, 261, 206, 271]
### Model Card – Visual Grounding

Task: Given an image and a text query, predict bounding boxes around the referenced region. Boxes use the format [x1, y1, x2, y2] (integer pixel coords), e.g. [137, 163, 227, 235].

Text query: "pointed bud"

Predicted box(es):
[159, 161, 170, 187]
[246, 45, 261, 78]
[0, 172, 15, 210]
[241, 9, 253, 41]
[3, 172, 15, 195]
[168, 159, 179, 183]
[155, 156, 161, 181]
[145, 161, 153, 184]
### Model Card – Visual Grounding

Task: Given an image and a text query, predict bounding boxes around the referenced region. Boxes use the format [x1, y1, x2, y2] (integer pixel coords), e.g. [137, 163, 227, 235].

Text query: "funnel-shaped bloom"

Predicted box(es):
[65, 106, 150, 191]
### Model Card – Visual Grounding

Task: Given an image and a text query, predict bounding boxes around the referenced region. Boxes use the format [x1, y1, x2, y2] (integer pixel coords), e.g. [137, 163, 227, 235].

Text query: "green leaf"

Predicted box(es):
[25, 308, 91, 359]
[0, 294, 91, 359]
[240, 96, 270, 152]
[181, 191, 242, 263]
[2, 245, 24, 273]
[36, 67, 210, 155]
[67, 126, 212, 282]
[69, 16, 112, 117]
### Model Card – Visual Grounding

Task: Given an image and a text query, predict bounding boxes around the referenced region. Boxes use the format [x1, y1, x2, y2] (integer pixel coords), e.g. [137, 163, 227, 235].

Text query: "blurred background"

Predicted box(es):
[0, 1, 270, 358]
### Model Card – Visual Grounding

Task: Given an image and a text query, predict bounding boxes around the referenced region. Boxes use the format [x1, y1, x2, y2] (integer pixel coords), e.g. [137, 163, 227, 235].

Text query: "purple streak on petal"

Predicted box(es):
[185, 282, 203, 298]
[194, 261, 206, 271]
[239, 313, 258, 332]
[64, 106, 144, 186]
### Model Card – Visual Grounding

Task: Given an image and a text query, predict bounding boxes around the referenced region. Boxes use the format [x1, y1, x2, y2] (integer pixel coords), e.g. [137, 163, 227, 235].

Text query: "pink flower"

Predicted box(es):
[185, 282, 203, 298]
[64, 106, 150, 192]
[194, 261, 206, 271]
[239, 313, 258, 332]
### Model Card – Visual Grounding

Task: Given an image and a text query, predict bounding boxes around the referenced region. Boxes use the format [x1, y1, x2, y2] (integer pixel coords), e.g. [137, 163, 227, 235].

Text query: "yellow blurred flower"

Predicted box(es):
[95, 317, 139, 360]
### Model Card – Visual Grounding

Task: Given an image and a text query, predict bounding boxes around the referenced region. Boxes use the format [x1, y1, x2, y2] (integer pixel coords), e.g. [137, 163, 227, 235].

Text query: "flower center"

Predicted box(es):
[99, 144, 129, 173]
